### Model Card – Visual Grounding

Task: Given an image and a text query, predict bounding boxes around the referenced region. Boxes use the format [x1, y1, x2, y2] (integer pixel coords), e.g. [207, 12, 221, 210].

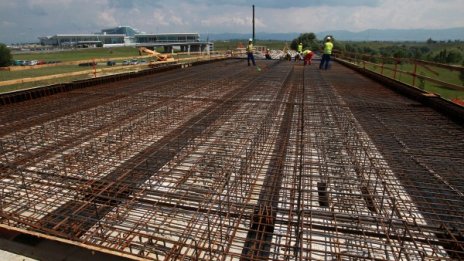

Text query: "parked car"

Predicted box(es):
[107, 60, 116, 66]
[122, 60, 130, 65]
[129, 59, 139, 65]
[25, 60, 38, 66]
[13, 60, 24, 66]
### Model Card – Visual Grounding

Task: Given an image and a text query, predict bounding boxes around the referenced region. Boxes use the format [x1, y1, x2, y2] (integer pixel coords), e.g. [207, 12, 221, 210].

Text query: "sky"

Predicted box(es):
[1, 0, 463, 44]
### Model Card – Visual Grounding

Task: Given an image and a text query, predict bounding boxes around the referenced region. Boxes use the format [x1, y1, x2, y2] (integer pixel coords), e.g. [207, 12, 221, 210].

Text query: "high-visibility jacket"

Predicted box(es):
[324, 42, 334, 54]
[297, 43, 303, 52]
[246, 43, 253, 53]
[302, 50, 312, 56]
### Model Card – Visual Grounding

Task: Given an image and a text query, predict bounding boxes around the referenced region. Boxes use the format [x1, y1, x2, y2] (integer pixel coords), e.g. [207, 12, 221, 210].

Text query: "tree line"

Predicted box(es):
[344, 43, 463, 64]
[290, 33, 463, 65]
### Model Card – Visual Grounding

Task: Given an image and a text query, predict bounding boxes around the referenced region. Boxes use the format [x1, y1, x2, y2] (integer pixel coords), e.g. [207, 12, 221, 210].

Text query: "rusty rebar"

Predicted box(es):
[1, 59, 463, 260]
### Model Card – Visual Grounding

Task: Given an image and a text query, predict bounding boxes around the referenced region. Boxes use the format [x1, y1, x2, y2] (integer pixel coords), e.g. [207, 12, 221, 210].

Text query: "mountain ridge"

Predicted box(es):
[204, 27, 464, 41]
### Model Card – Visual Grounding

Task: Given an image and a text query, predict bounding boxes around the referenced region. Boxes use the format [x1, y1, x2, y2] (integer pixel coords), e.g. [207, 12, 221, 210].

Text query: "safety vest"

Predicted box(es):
[324, 42, 333, 54]
[297, 43, 303, 52]
[246, 43, 253, 53]
[303, 50, 312, 56]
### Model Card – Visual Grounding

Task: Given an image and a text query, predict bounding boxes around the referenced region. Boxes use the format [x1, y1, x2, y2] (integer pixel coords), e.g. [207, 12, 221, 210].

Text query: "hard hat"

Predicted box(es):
[326, 36, 331, 40]
[249, 38, 253, 42]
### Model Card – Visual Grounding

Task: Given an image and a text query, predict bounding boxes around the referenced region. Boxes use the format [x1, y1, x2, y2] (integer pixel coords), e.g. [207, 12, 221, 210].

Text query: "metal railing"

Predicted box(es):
[335, 51, 464, 105]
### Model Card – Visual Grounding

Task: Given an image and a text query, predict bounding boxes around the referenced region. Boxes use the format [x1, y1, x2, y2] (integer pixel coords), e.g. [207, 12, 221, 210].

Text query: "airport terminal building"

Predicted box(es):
[38, 26, 212, 52]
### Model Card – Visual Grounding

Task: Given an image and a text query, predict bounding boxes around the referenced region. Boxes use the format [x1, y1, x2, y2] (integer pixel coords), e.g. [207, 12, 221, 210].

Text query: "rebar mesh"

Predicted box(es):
[1, 60, 463, 260]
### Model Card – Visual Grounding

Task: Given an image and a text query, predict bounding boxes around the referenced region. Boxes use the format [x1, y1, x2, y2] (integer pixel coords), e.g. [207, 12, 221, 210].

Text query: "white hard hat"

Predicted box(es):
[249, 38, 253, 42]
[326, 36, 331, 40]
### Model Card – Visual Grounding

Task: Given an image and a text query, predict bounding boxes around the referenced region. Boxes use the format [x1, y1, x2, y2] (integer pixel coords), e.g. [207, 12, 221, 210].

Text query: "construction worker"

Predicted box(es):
[265, 49, 272, 60]
[296, 42, 303, 61]
[302, 49, 314, 65]
[285, 51, 292, 61]
[297, 42, 303, 53]
[319, 36, 334, 70]
[246, 38, 256, 66]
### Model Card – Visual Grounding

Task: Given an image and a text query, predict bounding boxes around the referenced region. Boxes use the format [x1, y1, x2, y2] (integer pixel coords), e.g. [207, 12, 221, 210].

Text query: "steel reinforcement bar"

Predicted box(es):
[0, 59, 463, 260]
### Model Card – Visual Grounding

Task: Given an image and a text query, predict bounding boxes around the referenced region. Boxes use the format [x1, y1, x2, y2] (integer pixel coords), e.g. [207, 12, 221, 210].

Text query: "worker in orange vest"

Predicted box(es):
[302, 49, 314, 65]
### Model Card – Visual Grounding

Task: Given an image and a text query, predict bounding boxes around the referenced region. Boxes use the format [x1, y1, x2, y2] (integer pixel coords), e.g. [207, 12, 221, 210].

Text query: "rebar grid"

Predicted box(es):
[267, 66, 454, 260]
[1, 60, 463, 260]
[327, 64, 464, 259]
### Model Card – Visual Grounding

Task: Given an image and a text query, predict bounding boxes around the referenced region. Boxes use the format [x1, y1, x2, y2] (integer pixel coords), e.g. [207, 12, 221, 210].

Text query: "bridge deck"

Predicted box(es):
[0, 59, 463, 260]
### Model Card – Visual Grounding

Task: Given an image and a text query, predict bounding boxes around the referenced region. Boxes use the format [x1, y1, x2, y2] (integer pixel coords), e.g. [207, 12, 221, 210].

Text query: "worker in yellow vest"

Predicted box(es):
[319, 37, 334, 70]
[296, 42, 303, 61]
[246, 38, 256, 66]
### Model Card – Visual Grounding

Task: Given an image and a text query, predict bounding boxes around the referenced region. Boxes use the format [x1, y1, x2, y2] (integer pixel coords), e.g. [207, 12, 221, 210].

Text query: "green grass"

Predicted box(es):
[0, 75, 88, 93]
[0, 65, 104, 81]
[0, 47, 159, 92]
[12, 47, 140, 62]
[365, 62, 464, 100]
[1, 46, 216, 93]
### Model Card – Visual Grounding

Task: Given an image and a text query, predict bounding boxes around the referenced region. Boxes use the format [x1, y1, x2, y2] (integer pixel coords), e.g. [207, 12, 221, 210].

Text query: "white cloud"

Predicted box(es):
[200, 15, 265, 32]
[188, 0, 382, 8]
[170, 14, 187, 26]
[336, 0, 464, 31]
[250, 0, 464, 32]
[97, 11, 118, 28]
[150, 10, 170, 27]
[0, 0, 463, 43]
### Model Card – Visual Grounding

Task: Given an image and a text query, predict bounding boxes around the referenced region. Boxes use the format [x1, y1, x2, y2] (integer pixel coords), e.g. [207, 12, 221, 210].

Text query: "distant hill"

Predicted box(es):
[317, 27, 464, 41]
[205, 32, 299, 41]
[205, 27, 464, 42]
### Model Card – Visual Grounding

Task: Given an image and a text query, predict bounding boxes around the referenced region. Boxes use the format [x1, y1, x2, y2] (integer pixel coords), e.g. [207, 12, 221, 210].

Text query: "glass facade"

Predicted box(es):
[39, 27, 204, 47]
[39, 34, 125, 46]
[101, 26, 142, 37]
[135, 34, 200, 43]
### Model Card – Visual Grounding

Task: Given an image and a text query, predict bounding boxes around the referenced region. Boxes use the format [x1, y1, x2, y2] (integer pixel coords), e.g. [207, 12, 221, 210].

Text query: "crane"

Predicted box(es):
[138, 47, 175, 63]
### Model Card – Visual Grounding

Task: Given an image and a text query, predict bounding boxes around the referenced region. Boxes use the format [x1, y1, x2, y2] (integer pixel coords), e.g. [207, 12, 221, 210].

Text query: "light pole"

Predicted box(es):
[252, 5, 255, 42]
